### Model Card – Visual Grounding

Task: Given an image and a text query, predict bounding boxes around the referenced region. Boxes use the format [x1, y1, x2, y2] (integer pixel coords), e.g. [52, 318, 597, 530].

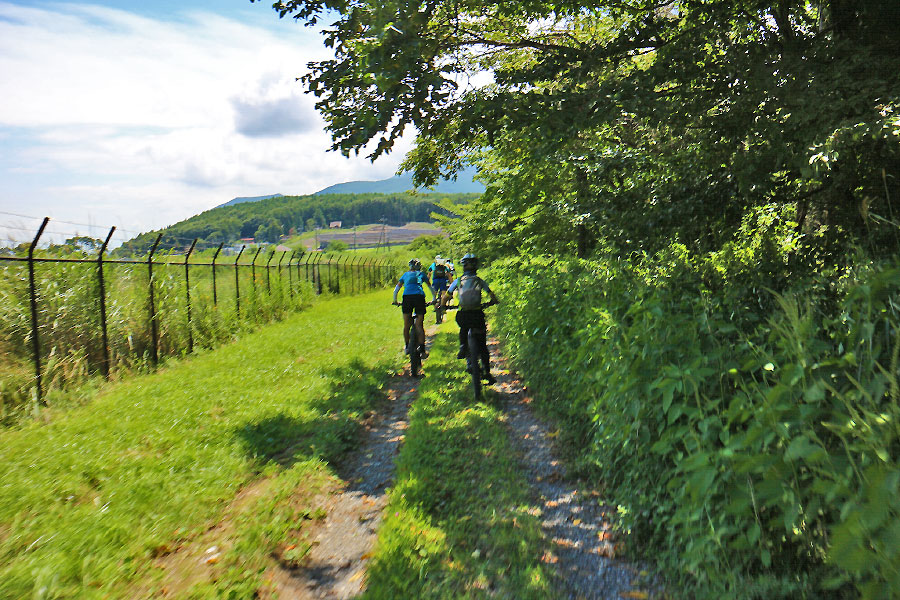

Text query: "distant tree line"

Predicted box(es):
[114, 192, 477, 256]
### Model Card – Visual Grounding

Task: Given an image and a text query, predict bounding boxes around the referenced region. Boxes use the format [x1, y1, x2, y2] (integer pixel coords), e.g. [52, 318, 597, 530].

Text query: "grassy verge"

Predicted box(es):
[0, 290, 403, 599]
[363, 322, 555, 599]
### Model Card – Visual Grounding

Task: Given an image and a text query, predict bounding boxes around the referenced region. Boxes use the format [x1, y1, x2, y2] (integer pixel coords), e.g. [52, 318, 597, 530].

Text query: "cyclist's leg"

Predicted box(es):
[472, 311, 494, 383]
[466, 327, 481, 377]
[409, 295, 426, 353]
[402, 312, 414, 350]
[455, 311, 469, 358]
[414, 313, 426, 351]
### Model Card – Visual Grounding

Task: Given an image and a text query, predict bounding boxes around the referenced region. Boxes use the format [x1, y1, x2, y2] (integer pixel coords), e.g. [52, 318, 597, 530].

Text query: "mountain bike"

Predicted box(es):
[447, 301, 496, 401]
[395, 301, 433, 377]
[406, 320, 423, 377]
[434, 296, 447, 324]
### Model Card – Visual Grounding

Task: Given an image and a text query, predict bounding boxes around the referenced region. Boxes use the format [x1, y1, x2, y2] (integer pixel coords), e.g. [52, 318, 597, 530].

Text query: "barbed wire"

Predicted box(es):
[0, 210, 146, 237]
[0, 211, 358, 255]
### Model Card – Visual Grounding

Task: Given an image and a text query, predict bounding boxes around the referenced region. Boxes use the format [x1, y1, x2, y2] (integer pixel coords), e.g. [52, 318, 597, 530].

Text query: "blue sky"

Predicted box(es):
[0, 1, 412, 246]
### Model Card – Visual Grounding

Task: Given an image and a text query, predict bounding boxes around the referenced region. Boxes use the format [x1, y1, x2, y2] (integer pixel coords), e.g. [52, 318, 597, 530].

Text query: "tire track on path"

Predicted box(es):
[265, 325, 437, 599]
[488, 338, 661, 600]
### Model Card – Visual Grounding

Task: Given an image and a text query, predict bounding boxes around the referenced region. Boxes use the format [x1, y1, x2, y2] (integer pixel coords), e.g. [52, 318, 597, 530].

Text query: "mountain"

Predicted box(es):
[212, 167, 483, 210]
[219, 194, 284, 208]
[314, 167, 484, 195]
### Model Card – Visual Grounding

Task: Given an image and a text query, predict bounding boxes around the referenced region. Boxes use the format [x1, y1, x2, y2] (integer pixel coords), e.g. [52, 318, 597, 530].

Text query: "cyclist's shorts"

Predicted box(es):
[432, 277, 449, 292]
[456, 309, 486, 330]
[402, 294, 428, 316]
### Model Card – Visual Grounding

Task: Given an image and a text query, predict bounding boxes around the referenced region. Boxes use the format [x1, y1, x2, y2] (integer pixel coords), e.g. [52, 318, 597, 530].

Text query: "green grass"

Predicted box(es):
[363, 322, 555, 599]
[0, 290, 404, 599]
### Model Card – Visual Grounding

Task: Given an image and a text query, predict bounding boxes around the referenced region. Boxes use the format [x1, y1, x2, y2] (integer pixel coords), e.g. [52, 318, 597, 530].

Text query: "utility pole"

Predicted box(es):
[378, 216, 387, 252]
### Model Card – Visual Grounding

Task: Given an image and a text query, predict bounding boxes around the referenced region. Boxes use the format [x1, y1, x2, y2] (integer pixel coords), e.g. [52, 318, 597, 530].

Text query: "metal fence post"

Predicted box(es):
[363, 258, 370, 289]
[212, 242, 224, 306]
[250, 247, 262, 311]
[288, 251, 296, 299]
[27, 217, 49, 403]
[296, 252, 304, 290]
[315, 253, 324, 295]
[184, 239, 197, 354]
[266, 250, 275, 294]
[234, 245, 245, 317]
[147, 234, 163, 367]
[278, 251, 287, 300]
[97, 226, 115, 378]
[251, 246, 262, 288]
[350, 255, 359, 295]
[335, 256, 346, 294]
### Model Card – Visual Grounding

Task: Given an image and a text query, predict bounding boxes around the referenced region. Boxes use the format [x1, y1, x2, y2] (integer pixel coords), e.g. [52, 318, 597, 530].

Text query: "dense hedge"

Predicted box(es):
[489, 247, 900, 599]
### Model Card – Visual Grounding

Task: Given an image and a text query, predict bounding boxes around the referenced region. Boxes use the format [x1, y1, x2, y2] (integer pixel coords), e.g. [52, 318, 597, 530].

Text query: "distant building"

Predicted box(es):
[329, 221, 342, 229]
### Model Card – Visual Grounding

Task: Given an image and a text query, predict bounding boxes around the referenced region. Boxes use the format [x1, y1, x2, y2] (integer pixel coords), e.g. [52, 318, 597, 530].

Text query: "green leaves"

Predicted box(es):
[489, 249, 900, 598]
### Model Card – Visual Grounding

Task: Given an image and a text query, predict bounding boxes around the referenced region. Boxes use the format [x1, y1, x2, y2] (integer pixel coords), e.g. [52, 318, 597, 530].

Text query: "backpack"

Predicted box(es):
[457, 274, 484, 309]
[433, 263, 447, 278]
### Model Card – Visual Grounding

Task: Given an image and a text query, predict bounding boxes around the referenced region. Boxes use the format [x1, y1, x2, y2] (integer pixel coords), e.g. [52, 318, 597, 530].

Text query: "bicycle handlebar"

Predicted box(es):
[393, 300, 438, 307]
[444, 300, 497, 310]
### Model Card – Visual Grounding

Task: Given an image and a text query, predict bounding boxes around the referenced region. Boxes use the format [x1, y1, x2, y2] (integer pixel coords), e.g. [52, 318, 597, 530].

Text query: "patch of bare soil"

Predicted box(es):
[262, 325, 436, 599]
[135, 474, 317, 599]
[488, 338, 662, 600]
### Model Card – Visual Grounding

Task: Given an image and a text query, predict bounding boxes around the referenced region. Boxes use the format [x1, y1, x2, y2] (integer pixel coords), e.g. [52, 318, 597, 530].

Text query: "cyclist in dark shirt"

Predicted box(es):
[444, 253, 499, 384]
[392, 259, 436, 357]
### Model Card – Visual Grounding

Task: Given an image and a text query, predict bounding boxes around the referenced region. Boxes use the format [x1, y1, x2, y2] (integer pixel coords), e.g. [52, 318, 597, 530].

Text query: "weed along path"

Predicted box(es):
[0, 290, 409, 599]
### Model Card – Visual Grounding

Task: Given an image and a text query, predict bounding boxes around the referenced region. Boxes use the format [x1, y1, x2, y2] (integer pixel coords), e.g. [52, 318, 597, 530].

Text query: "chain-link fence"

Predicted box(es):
[0, 218, 401, 406]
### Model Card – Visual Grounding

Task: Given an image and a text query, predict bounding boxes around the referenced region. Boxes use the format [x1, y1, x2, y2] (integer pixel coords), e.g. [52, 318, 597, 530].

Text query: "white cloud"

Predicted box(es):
[0, 1, 413, 238]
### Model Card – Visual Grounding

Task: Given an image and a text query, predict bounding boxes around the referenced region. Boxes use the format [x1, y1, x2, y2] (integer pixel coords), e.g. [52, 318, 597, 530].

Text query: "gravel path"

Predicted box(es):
[488, 338, 660, 600]
[267, 327, 436, 599]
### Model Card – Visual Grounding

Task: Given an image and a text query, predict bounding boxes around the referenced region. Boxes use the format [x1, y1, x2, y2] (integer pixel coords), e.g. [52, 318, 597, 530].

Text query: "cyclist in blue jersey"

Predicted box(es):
[392, 259, 436, 357]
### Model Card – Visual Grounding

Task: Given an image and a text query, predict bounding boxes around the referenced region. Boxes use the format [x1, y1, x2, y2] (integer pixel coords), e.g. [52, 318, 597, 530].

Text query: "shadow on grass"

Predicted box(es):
[233, 358, 396, 470]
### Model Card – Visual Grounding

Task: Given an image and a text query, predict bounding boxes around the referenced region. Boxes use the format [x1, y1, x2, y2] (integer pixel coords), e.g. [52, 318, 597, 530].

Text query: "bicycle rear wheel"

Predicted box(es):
[467, 329, 482, 400]
[407, 323, 421, 377]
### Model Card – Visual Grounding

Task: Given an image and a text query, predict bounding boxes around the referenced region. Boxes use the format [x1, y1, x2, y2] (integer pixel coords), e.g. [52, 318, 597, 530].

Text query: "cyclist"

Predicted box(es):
[428, 255, 452, 301]
[444, 253, 499, 385]
[392, 258, 436, 358]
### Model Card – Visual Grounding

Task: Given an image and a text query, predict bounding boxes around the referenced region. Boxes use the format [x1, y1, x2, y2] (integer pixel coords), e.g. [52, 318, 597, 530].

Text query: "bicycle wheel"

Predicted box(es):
[467, 329, 482, 400]
[435, 304, 443, 324]
[408, 325, 421, 377]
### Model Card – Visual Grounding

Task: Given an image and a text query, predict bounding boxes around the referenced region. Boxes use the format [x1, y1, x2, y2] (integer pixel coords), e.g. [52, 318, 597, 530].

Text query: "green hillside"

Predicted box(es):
[115, 192, 478, 256]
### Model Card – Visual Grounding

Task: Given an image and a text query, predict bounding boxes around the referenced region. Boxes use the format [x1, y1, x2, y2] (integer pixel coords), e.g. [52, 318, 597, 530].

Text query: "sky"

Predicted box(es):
[0, 0, 414, 247]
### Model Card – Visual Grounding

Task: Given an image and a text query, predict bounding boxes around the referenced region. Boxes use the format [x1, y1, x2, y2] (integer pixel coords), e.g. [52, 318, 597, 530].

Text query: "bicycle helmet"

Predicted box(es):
[460, 253, 478, 269]
[408, 258, 421, 270]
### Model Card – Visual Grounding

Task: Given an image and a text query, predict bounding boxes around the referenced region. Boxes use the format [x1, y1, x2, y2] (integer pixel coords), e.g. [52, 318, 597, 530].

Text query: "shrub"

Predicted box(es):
[490, 245, 900, 598]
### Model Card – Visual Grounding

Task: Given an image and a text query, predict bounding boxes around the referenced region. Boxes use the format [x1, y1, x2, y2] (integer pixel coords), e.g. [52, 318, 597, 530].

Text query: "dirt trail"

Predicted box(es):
[264, 325, 437, 599]
[488, 338, 660, 600]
